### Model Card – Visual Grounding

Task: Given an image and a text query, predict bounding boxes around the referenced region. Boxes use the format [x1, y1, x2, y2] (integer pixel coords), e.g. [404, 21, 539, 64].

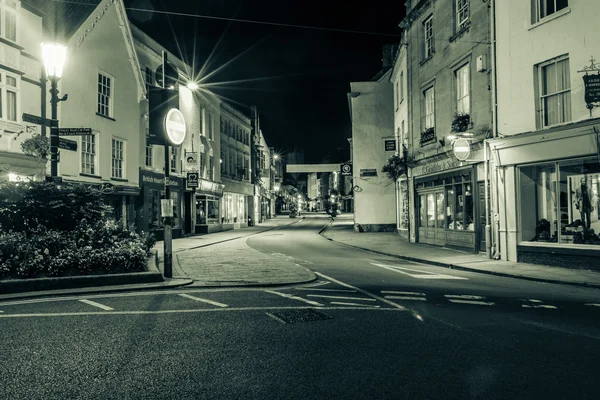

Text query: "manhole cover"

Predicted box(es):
[267, 309, 332, 324]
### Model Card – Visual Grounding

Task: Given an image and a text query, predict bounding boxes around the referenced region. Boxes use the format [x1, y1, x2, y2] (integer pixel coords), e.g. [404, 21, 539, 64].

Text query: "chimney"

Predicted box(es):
[382, 44, 398, 69]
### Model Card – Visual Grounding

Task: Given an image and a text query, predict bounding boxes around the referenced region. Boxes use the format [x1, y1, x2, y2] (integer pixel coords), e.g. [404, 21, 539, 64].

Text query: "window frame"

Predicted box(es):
[534, 0, 569, 23]
[456, 0, 470, 30]
[111, 138, 125, 179]
[424, 86, 435, 129]
[81, 134, 97, 175]
[97, 71, 114, 118]
[423, 16, 435, 60]
[1, 0, 18, 43]
[455, 63, 471, 115]
[537, 55, 571, 128]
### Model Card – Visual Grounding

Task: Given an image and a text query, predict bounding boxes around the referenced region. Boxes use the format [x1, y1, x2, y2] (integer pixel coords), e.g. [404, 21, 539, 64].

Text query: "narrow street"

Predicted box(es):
[2, 215, 600, 399]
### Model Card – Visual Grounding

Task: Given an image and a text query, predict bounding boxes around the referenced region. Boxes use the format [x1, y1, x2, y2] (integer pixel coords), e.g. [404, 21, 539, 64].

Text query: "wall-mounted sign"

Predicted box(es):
[99, 182, 115, 194]
[58, 138, 77, 151]
[165, 108, 186, 146]
[198, 179, 225, 196]
[453, 138, 471, 161]
[186, 172, 199, 188]
[384, 139, 396, 152]
[583, 74, 600, 104]
[340, 163, 352, 176]
[58, 127, 93, 136]
[360, 168, 377, 177]
[185, 152, 198, 170]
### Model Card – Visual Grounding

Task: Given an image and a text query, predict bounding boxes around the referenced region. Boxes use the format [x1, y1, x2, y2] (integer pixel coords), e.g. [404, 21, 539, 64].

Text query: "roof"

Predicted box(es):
[26, 0, 101, 42]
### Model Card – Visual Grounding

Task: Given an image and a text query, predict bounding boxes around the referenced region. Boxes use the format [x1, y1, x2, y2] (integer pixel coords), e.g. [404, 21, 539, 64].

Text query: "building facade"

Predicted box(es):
[220, 102, 252, 229]
[490, 0, 600, 268]
[0, 1, 45, 183]
[400, 0, 493, 252]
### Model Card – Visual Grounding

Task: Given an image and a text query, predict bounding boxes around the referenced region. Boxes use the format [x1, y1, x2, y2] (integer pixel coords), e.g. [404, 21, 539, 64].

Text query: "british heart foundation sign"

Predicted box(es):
[583, 75, 600, 104]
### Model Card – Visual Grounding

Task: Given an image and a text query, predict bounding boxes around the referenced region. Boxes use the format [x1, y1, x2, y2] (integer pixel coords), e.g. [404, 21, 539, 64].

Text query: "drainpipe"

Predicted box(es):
[490, 0, 501, 258]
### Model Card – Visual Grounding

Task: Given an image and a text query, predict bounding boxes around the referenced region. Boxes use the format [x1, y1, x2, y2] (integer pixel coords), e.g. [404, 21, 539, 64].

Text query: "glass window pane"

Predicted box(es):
[436, 192, 445, 228]
[464, 184, 474, 230]
[419, 195, 426, 227]
[519, 163, 558, 242]
[542, 63, 556, 96]
[427, 193, 435, 227]
[447, 188, 455, 229]
[6, 91, 16, 121]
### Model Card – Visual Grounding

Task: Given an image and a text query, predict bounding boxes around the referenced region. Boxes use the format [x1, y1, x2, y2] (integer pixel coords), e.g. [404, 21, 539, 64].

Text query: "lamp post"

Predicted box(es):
[41, 43, 68, 179]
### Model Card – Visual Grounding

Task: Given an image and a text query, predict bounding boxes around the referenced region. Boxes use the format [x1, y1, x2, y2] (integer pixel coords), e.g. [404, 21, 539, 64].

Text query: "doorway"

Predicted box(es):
[417, 191, 445, 246]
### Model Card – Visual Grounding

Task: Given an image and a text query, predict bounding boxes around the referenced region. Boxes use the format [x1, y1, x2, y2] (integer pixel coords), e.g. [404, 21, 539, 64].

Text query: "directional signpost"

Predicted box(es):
[58, 138, 77, 151]
[22, 112, 58, 127]
[58, 127, 92, 136]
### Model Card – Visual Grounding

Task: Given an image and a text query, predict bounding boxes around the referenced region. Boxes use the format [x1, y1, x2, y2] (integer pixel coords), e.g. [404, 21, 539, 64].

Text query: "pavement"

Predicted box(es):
[321, 213, 600, 290]
[4, 211, 600, 301]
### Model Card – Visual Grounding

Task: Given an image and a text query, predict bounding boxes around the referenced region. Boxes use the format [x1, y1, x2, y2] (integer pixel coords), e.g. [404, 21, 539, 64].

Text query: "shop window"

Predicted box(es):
[148, 189, 162, 229]
[207, 199, 220, 223]
[446, 182, 474, 230]
[519, 159, 600, 245]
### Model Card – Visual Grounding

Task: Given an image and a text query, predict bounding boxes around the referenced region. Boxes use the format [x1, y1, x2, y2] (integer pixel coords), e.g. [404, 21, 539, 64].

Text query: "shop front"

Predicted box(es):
[411, 148, 485, 253]
[195, 178, 225, 234]
[489, 118, 600, 269]
[138, 169, 185, 240]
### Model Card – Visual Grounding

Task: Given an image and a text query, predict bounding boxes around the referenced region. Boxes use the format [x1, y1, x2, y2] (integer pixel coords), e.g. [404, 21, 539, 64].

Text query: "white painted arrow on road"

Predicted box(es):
[370, 262, 468, 280]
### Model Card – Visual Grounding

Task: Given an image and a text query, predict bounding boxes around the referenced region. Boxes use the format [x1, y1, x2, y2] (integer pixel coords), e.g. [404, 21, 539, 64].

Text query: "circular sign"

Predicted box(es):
[165, 108, 186, 145]
[453, 138, 471, 161]
[341, 163, 352, 175]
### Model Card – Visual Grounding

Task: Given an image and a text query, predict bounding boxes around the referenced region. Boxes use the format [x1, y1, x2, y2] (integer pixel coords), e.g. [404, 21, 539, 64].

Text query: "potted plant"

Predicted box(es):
[451, 112, 471, 133]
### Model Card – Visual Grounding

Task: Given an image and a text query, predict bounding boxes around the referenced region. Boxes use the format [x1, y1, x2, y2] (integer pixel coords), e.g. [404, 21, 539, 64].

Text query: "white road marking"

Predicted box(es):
[522, 304, 557, 309]
[265, 290, 324, 306]
[370, 262, 468, 280]
[179, 293, 228, 308]
[448, 299, 495, 306]
[330, 302, 380, 308]
[306, 294, 376, 302]
[0, 306, 407, 318]
[295, 288, 357, 293]
[521, 299, 543, 303]
[585, 303, 600, 307]
[79, 299, 114, 311]
[265, 312, 287, 323]
[384, 295, 427, 301]
[445, 294, 485, 300]
[382, 290, 425, 296]
[313, 272, 406, 310]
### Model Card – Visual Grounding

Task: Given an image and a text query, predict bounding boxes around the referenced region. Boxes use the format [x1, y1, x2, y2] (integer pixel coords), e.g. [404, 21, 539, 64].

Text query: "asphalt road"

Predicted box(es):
[1, 215, 600, 399]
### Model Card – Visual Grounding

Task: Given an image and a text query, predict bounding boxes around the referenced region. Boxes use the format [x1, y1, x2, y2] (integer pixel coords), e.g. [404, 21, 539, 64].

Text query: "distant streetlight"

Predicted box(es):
[41, 42, 68, 179]
[186, 82, 199, 91]
[273, 154, 279, 160]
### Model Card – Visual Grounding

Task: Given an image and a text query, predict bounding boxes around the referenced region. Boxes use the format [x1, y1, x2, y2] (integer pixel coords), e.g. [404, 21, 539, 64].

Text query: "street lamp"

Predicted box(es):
[41, 42, 68, 178]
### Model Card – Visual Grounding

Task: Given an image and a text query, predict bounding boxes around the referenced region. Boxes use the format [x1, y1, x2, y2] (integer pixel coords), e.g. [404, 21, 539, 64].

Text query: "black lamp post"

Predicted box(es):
[41, 42, 68, 178]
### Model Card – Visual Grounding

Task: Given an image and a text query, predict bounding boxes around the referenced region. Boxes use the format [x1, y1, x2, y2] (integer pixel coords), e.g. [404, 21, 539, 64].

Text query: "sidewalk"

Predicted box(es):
[153, 216, 316, 287]
[321, 214, 600, 289]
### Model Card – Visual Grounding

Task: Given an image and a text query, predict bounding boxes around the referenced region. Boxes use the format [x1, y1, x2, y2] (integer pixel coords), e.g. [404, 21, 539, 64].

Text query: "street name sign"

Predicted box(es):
[58, 127, 93, 136]
[22, 113, 58, 127]
[58, 138, 77, 151]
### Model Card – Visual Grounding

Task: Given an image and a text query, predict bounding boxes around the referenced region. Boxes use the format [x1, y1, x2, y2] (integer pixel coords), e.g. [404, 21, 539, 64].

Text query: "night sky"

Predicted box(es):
[125, 0, 405, 163]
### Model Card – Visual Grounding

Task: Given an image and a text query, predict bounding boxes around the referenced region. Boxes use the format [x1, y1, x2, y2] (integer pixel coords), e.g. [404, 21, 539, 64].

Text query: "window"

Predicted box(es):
[457, 0, 469, 30]
[2, 0, 17, 42]
[539, 56, 571, 127]
[519, 158, 600, 246]
[400, 71, 404, 103]
[209, 156, 214, 180]
[98, 73, 113, 117]
[144, 67, 153, 98]
[208, 112, 213, 140]
[244, 157, 250, 180]
[424, 87, 435, 129]
[456, 64, 470, 114]
[199, 108, 204, 136]
[145, 128, 152, 167]
[423, 16, 434, 59]
[5, 74, 16, 121]
[395, 81, 399, 109]
[111, 138, 124, 178]
[229, 152, 235, 176]
[170, 147, 177, 172]
[220, 116, 225, 133]
[81, 134, 96, 175]
[534, 0, 568, 22]
[220, 149, 226, 175]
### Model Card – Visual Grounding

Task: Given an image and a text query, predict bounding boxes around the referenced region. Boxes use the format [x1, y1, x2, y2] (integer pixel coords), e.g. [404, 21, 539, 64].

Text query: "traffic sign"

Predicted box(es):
[22, 113, 58, 127]
[58, 127, 93, 136]
[58, 138, 77, 151]
[453, 138, 471, 161]
[341, 163, 352, 176]
[165, 108, 186, 145]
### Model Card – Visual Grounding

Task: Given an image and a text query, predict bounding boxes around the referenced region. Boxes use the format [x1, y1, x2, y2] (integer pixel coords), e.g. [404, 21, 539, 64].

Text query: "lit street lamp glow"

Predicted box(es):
[186, 82, 199, 91]
[41, 43, 67, 79]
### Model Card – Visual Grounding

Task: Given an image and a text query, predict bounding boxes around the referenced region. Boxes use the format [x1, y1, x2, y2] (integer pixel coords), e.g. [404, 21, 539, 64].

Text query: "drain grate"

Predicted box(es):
[267, 309, 333, 324]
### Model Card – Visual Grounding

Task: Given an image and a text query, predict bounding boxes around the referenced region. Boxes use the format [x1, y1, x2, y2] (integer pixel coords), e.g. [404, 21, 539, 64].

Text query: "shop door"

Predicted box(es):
[478, 183, 486, 252]
[417, 191, 445, 246]
[184, 193, 192, 234]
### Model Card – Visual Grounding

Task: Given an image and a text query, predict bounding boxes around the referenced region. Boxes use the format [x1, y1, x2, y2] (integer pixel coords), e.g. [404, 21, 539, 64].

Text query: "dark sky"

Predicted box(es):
[125, 0, 405, 163]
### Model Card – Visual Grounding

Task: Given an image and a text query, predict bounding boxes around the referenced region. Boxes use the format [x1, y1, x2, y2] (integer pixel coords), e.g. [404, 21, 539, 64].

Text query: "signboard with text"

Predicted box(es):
[22, 113, 57, 127]
[384, 139, 396, 152]
[186, 172, 199, 188]
[58, 127, 93, 136]
[583, 74, 600, 104]
[58, 138, 77, 151]
[360, 169, 377, 177]
[341, 163, 352, 176]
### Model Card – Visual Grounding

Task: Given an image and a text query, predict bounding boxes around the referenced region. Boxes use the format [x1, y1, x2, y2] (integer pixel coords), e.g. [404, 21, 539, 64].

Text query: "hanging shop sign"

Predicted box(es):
[197, 179, 224, 196]
[384, 139, 396, 152]
[186, 171, 199, 188]
[453, 138, 471, 161]
[583, 74, 600, 104]
[340, 163, 352, 176]
[185, 152, 198, 170]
